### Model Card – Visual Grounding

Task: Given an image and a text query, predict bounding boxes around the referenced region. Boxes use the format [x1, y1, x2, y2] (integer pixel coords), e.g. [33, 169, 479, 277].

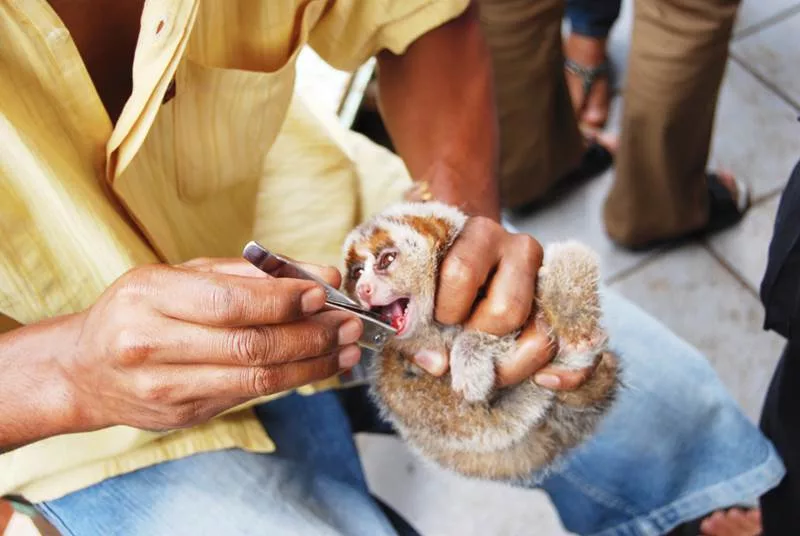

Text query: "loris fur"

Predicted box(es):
[342, 201, 620, 481]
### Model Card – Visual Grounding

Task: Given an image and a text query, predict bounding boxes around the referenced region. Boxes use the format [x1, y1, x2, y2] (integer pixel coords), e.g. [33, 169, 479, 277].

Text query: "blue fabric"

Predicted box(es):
[566, 0, 622, 39]
[534, 289, 784, 535]
[36, 288, 785, 536]
[38, 391, 401, 536]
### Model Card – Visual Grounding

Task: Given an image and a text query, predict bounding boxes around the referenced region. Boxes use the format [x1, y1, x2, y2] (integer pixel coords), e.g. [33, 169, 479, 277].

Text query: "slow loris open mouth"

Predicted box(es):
[372, 298, 411, 334]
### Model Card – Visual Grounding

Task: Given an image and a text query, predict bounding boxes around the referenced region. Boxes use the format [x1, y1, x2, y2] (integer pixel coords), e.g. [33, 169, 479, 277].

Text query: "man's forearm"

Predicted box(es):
[0, 313, 86, 452]
[376, 2, 501, 220]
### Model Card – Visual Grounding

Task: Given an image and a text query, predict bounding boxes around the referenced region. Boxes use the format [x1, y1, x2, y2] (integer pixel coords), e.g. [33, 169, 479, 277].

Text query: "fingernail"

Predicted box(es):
[338, 318, 363, 345]
[534, 373, 561, 389]
[414, 350, 446, 375]
[338, 345, 362, 368]
[301, 287, 326, 313]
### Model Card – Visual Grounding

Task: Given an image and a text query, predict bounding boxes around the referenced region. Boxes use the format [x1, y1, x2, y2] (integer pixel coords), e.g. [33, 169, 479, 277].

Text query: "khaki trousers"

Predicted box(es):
[477, 0, 741, 247]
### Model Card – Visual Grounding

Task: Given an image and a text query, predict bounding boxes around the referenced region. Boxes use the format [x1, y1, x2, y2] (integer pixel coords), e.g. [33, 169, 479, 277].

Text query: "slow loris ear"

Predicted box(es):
[400, 215, 456, 260]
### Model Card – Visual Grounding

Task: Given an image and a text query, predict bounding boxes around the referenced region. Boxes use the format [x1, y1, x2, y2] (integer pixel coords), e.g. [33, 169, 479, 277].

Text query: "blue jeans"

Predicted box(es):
[35, 288, 785, 536]
[566, 0, 621, 39]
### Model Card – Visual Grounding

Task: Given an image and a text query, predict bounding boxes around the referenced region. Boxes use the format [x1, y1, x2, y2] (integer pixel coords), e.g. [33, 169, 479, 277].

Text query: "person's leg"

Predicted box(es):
[476, 0, 585, 210]
[563, 0, 622, 131]
[604, 0, 745, 248]
[527, 287, 785, 536]
[34, 391, 404, 536]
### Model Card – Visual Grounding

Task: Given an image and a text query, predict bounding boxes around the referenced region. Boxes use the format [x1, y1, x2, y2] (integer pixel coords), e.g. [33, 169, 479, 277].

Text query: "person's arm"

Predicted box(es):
[376, 6, 598, 390]
[0, 313, 87, 452]
[376, 1, 501, 221]
[0, 258, 363, 452]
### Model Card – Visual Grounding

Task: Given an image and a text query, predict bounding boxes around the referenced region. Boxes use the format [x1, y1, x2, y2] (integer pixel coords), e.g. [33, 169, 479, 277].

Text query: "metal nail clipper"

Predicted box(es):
[242, 241, 396, 385]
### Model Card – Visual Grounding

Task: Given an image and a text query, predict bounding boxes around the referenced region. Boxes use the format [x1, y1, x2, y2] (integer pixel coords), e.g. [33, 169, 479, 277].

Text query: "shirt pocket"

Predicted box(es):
[170, 0, 324, 201]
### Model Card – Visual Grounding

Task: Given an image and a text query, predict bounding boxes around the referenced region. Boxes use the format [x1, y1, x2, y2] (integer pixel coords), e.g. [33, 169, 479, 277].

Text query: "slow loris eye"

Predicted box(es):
[349, 265, 364, 280]
[376, 251, 397, 271]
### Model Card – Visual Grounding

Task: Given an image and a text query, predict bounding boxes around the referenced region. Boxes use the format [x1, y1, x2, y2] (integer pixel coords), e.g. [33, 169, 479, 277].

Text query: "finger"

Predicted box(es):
[496, 322, 556, 387]
[166, 350, 356, 400]
[138, 266, 328, 326]
[181, 256, 342, 288]
[464, 234, 541, 335]
[179, 257, 272, 278]
[294, 261, 342, 289]
[533, 363, 596, 391]
[152, 311, 363, 366]
[435, 217, 502, 325]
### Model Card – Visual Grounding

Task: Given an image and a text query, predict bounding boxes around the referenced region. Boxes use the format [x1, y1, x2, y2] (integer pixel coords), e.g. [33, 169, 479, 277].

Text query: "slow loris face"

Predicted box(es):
[342, 203, 467, 339]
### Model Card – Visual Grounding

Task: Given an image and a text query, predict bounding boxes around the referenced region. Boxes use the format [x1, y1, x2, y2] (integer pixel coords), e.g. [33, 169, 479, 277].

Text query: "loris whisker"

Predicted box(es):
[341, 201, 621, 481]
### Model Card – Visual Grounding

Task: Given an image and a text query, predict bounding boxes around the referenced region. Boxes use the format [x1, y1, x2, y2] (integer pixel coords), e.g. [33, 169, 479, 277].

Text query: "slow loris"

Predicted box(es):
[342, 201, 620, 481]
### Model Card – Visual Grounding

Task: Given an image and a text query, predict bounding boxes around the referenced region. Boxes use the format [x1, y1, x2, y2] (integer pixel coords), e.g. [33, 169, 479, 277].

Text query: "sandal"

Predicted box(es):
[566, 138, 614, 183]
[705, 171, 751, 232]
[622, 171, 752, 252]
[564, 57, 614, 133]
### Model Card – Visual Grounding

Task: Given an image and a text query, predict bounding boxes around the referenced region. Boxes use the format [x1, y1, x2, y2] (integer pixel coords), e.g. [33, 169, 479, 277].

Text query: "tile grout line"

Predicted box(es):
[732, 3, 800, 42]
[605, 250, 667, 286]
[702, 191, 787, 300]
[729, 53, 800, 112]
[703, 242, 763, 300]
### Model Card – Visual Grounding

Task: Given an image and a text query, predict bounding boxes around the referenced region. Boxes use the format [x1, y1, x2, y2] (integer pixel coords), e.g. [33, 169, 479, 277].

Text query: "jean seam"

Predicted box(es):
[585, 446, 785, 536]
[560, 469, 640, 517]
[36, 502, 78, 536]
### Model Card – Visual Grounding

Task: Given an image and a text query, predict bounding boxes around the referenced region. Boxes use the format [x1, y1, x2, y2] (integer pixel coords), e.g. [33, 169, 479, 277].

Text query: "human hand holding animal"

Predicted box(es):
[420, 213, 601, 391]
[342, 201, 619, 480]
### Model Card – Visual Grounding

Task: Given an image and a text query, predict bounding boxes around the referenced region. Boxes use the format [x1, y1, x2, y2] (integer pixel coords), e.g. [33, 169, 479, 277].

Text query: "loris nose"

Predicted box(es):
[356, 282, 373, 302]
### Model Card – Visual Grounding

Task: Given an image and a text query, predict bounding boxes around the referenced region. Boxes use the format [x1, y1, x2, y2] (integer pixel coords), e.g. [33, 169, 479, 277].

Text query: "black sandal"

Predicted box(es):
[622, 171, 752, 252]
[705, 171, 752, 232]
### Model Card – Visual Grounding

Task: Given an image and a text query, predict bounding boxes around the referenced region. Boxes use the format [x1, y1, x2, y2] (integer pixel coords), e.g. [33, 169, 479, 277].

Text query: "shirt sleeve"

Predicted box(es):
[307, 0, 471, 72]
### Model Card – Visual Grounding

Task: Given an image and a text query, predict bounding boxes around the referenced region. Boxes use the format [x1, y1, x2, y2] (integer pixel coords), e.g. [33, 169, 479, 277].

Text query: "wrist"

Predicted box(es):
[0, 312, 98, 449]
[416, 159, 501, 221]
[48, 311, 100, 434]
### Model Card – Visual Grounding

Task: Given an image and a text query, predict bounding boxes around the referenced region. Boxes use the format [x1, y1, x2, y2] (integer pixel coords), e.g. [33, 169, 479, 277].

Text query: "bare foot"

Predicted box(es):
[700, 508, 762, 536]
[564, 33, 611, 131]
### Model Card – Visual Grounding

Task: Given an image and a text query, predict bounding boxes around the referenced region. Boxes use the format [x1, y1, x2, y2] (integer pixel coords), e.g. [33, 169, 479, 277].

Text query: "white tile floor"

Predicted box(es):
[357, 0, 798, 534]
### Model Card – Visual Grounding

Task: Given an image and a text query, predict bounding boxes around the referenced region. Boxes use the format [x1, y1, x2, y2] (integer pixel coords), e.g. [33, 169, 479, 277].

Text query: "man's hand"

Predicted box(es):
[58, 258, 363, 433]
[412, 217, 597, 391]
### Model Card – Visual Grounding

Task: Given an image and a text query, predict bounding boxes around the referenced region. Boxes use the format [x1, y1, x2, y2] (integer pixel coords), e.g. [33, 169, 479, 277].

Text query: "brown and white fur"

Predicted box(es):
[342, 201, 620, 481]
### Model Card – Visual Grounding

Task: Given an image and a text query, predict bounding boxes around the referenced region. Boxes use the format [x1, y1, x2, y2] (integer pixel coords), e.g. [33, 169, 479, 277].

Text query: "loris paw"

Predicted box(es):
[450, 331, 511, 403]
[557, 328, 609, 369]
[538, 241, 603, 349]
